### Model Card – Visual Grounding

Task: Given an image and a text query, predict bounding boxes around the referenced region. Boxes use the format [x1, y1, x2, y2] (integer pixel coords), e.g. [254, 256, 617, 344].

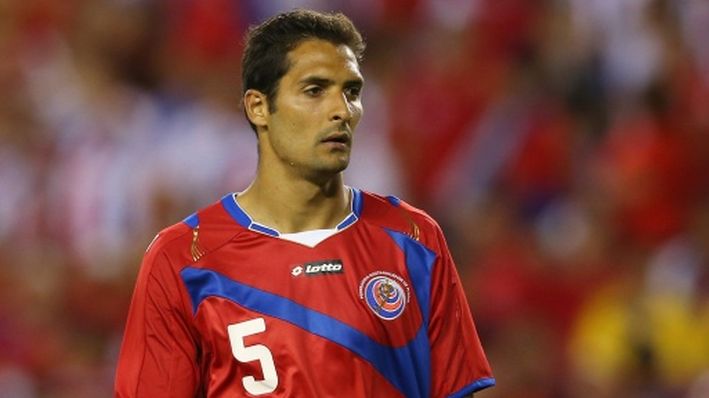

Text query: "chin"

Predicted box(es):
[327, 163, 349, 175]
[333, 158, 350, 173]
[314, 159, 349, 176]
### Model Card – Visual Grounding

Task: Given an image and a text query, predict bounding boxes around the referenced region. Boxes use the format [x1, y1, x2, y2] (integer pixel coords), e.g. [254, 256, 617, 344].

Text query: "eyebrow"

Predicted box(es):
[299, 76, 364, 88]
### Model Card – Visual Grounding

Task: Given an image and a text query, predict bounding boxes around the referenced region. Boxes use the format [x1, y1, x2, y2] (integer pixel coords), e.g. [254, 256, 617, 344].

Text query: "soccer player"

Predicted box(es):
[115, 9, 494, 398]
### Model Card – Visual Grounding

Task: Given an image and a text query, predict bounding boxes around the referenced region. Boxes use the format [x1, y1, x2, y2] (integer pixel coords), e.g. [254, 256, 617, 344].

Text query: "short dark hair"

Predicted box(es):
[241, 9, 365, 131]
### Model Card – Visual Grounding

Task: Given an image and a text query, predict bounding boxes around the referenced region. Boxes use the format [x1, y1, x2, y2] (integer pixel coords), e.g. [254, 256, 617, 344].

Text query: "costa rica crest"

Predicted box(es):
[359, 271, 410, 320]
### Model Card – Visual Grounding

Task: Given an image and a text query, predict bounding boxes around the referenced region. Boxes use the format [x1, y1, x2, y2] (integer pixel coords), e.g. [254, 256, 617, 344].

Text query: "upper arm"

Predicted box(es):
[427, 226, 494, 396]
[115, 246, 201, 397]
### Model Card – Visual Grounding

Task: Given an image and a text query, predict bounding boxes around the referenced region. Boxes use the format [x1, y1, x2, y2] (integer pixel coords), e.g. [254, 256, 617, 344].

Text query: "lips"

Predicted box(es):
[321, 131, 351, 146]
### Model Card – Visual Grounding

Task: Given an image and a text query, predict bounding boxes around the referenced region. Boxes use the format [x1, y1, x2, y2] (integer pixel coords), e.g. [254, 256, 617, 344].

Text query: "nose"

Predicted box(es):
[330, 92, 353, 123]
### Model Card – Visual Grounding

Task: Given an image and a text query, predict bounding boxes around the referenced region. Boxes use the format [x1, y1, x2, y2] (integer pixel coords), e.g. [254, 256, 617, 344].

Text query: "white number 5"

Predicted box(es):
[227, 318, 278, 395]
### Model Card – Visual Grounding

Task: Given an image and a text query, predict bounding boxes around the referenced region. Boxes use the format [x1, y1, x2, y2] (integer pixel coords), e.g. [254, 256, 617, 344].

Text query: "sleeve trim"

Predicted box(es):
[448, 377, 496, 397]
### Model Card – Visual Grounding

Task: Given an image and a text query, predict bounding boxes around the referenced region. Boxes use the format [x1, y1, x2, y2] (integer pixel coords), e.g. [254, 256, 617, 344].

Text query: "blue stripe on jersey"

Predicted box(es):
[385, 230, 436, 326]
[249, 222, 279, 236]
[352, 187, 363, 216]
[222, 190, 363, 236]
[335, 213, 358, 230]
[220, 193, 252, 229]
[180, 266, 430, 398]
[448, 377, 496, 397]
[335, 188, 362, 230]
[386, 195, 401, 207]
[183, 213, 199, 228]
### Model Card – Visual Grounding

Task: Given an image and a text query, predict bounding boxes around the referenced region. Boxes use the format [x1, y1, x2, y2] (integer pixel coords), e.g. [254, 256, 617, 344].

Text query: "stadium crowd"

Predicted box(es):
[1, 0, 708, 396]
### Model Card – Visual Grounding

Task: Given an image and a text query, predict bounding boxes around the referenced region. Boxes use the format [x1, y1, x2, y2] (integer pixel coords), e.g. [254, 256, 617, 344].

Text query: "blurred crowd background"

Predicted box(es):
[1, 0, 708, 396]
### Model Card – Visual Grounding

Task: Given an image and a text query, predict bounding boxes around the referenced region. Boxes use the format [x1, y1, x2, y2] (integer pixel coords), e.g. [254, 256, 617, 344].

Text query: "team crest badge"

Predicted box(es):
[359, 271, 410, 320]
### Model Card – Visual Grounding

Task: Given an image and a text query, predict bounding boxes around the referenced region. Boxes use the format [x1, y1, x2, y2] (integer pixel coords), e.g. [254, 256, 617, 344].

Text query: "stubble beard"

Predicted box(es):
[295, 150, 350, 186]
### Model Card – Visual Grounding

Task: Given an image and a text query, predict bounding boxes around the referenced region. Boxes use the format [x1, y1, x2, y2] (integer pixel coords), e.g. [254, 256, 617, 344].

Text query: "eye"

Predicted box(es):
[304, 86, 324, 97]
[345, 86, 362, 100]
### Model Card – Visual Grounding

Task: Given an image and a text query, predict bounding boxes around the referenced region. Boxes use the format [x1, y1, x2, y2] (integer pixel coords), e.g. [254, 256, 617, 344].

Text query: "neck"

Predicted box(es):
[237, 171, 350, 233]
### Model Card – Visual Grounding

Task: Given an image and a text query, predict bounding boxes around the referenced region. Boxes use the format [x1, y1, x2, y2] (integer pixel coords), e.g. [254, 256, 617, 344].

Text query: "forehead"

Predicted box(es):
[283, 39, 362, 82]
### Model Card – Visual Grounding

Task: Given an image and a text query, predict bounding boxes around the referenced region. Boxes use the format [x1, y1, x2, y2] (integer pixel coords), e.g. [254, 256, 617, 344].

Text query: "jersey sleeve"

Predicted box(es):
[115, 234, 201, 398]
[427, 225, 495, 397]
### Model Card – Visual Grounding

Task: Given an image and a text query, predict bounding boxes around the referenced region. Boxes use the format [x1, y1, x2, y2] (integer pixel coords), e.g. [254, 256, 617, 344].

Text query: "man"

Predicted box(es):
[115, 9, 494, 398]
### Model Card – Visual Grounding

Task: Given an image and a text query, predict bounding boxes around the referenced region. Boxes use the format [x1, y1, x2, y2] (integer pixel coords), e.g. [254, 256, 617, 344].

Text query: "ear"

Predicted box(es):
[243, 89, 270, 129]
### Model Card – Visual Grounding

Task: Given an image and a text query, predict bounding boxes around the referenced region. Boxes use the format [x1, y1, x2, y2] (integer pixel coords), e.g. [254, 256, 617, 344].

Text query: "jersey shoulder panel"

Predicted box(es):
[146, 195, 246, 270]
[359, 190, 443, 250]
[142, 220, 193, 272]
[181, 195, 248, 261]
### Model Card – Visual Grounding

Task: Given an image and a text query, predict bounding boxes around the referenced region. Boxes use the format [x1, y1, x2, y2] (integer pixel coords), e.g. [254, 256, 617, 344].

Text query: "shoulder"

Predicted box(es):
[358, 190, 445, 246]
[141, 217, 195, 272]
[143, 194, 245, 269]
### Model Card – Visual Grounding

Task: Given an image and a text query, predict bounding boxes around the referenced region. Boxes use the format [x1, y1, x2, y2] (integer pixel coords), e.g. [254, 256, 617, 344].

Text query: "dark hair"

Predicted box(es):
[241, 9, 365, 131]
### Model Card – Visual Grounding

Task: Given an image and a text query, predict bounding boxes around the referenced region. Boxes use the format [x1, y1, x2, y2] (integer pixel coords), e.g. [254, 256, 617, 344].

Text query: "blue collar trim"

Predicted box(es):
[220, 187, 361, 237]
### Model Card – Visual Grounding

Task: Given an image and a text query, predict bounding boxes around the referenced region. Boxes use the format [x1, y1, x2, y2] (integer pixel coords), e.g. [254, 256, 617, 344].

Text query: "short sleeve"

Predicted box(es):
[427, 227, 495, 397]
[115, 239, 201, 398]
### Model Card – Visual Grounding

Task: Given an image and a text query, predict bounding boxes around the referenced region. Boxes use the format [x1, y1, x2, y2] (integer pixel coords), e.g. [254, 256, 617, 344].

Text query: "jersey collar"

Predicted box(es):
[220, 187, 362, 237]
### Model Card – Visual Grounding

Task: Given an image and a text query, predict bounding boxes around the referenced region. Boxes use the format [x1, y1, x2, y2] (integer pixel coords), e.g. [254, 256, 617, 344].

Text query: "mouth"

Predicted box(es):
[320, 131, 351, 147]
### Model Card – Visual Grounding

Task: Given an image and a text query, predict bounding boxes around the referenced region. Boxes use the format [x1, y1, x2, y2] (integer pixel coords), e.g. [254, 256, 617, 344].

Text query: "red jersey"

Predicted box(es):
[115, 189, 494, 397]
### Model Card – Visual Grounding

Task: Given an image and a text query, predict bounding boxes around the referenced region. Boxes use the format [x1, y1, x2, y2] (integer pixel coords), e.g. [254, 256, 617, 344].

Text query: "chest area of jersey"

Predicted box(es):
[181, 226, 432, 344]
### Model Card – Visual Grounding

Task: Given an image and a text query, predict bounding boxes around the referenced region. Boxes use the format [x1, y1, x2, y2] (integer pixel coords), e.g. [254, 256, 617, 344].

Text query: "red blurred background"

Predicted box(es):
[1, 0, 708, 396]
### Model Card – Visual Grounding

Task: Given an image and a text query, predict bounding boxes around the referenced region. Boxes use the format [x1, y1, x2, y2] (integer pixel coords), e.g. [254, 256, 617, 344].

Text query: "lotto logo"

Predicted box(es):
[291, 260, 344, 277]
[305, 262, 342, 274]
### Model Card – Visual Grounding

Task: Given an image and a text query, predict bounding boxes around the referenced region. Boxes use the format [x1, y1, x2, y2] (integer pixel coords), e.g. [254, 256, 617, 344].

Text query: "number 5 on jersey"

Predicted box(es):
[227, 318, 279, 395]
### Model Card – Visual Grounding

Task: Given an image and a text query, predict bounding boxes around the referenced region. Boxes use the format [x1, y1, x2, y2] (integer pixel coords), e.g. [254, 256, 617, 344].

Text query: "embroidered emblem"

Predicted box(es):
[395, 206, 420, 241]
[191, 226, 206, 262]
[359, 271, 410, 320]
